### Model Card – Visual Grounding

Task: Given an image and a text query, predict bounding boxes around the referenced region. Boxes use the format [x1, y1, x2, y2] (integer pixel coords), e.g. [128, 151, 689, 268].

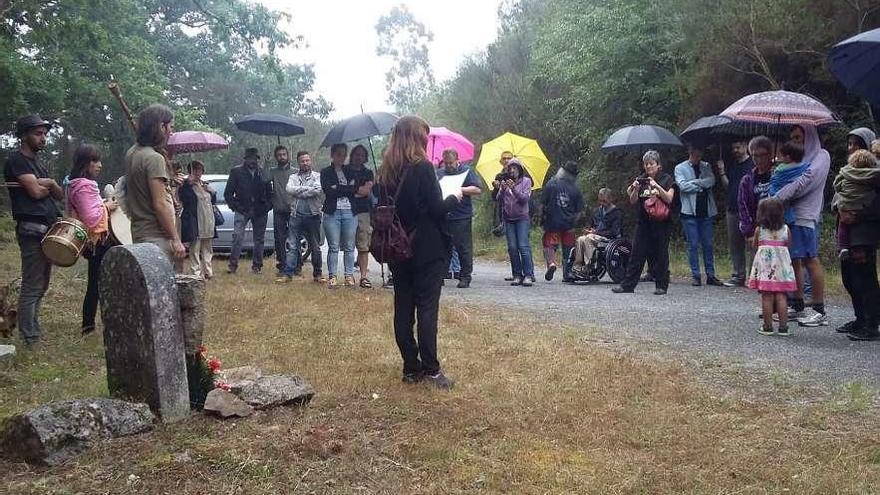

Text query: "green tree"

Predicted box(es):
[375, 4, 436, 113]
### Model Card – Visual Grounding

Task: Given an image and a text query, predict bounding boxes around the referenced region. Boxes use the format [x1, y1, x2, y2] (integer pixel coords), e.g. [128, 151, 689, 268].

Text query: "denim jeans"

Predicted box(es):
[273, 210, 290, 271]
[505, 219, 534, 278]
[16, 231, 51, 343]
[229, 211, 268, 271]
[284, 214, 322, 277]
[323, 209, 356, 278]
[680, 215, 715, 278]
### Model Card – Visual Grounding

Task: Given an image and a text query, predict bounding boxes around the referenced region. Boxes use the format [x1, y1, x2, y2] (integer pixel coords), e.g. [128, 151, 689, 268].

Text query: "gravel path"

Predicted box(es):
[440, 261, 880, 391]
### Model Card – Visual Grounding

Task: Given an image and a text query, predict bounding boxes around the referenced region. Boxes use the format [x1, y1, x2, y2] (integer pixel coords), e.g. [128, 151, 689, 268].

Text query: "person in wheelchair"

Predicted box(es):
[572, 188, 623, 280]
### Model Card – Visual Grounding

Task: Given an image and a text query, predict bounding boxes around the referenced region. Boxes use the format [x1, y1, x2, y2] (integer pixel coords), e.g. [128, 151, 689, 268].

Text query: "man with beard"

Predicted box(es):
[4, 115, 62, 347]
[436, 148, 482, 288]
[225, 148, 272, 274]
[270, 145, 295, 275]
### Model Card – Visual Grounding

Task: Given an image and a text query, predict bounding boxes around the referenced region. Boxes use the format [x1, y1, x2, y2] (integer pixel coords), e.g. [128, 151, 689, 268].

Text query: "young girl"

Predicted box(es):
[747, 198, 798, 336]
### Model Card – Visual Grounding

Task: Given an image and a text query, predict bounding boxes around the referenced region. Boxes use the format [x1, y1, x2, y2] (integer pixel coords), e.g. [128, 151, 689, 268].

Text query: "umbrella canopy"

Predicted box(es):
[475, 132, 550, 190]
[166, 131, 228, 154]
[601, 125, 683, 153]
[720, 90, 840, 127]
[427, 126, 475, 164]
[319, 112, 399, 147]
[830, 27, 880, 105]
[679, 115, 734, 145]
[234, 113, 306, 137]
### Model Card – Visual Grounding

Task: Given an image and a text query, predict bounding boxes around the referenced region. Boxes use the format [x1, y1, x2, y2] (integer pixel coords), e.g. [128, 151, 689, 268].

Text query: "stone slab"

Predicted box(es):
[0, 398, 154, 465]
[232, 374, 315, 410]
[99, 243, 189, 422]
[203, 388, 254, 418]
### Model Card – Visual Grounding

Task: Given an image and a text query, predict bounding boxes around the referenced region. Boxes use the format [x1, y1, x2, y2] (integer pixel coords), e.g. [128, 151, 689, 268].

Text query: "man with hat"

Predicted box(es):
[4, 115, 62, 347]
[539, 160, 584, 282]
[224, 147, 271, 274]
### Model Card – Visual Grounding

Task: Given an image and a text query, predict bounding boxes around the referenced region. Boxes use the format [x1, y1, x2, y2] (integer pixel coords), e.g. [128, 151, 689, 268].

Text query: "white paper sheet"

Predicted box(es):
[439, 172, 468, 199]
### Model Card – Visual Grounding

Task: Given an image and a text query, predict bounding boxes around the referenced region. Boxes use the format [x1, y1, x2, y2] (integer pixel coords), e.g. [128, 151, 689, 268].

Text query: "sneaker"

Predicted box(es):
[653, 288, 667, 295]
[757, 325, 774, 336]
[611, 287, 634, 293]
[251, 267, 262, 275]
[275, 276, 292, 283]
[705, 276, 724, 287]
[522, 276, 535, 287]
[504, 276, 515, 282]
[510, 277, 523, 286]
[640, 273, 654, 282]
[797, 309, 829, 327]
[545, 264, 557, 281]
[777, 325, 792, 336]
[327, 276, 338, 289]
[691, 276, 702, 287]
[423, 371, 454, 389]
[456, 278, 471, 289]
[838, 248, 851, 261]
[773, 308, 805, 322]
[835, 320, 860, 334]
[848, 326, 880, 341]
[402, 372, 423, 384]
[723, 277, 745, 287]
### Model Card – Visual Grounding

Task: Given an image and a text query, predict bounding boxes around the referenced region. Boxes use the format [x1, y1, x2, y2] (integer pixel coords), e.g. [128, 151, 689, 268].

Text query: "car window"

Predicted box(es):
[210, 180, 227, 204]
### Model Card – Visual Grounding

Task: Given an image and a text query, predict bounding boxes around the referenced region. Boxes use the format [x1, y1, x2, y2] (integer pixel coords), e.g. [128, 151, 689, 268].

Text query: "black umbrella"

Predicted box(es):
[320, 111, 399, 169]
[601, 125, 684, 153]
[830, 27, 880, 106]
[235, 113, 306, 143]
[679, 115, 736, 146]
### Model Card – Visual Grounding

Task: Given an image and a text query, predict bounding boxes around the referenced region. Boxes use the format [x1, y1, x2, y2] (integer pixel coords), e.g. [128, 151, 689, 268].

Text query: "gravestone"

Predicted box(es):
[175, 275, 206, 354]
[99, 243, 189, 422]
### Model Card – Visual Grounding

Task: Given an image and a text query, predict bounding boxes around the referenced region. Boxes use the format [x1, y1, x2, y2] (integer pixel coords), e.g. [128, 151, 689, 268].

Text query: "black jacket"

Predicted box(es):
[376, 161, 458, 267]
[591, 205, 623, 239]
[320, 164, 357, 215]
[179, 181, 217, 244]
[224, 165, 271, 216]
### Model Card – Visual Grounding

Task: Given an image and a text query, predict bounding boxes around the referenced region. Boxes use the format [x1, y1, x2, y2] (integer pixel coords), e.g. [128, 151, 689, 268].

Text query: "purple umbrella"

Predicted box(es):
[720, 90, 840, 127]
[166, 131, 229, 154]
[427, 126, 475, 165]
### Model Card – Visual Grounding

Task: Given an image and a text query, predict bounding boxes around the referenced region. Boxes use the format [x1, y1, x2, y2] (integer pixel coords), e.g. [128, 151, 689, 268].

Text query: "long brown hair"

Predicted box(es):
[136, 104, 173, 147]
[69, 143, 102, 180]
[756, 198, 785, 231]
[376, 115, 429, 187]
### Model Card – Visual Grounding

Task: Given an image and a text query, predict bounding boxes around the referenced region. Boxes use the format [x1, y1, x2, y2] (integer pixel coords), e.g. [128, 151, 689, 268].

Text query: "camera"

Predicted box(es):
[637, 177, 650, 184]
[497, 172, 514, 182]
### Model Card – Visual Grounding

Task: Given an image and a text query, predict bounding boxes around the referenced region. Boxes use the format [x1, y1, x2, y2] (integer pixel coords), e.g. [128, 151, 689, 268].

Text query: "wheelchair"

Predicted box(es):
[568, 237, 632, 284]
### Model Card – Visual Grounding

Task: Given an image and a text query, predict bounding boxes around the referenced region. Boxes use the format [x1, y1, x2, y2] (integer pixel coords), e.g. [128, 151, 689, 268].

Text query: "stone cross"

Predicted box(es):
[99, 243, 189, 422]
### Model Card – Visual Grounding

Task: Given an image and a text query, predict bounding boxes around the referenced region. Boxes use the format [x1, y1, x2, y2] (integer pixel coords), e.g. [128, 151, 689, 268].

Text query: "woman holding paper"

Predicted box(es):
[375, 116, 461, 389]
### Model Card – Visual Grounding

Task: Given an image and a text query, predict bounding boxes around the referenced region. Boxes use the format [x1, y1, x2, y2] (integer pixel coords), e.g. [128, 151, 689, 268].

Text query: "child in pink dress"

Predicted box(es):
[747, 198, 798, 336]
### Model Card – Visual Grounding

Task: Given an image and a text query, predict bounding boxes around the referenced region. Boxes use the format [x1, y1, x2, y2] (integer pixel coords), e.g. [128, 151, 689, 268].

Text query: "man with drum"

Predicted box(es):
[124, 104, 186, 264]
[3, 115, 62, 347]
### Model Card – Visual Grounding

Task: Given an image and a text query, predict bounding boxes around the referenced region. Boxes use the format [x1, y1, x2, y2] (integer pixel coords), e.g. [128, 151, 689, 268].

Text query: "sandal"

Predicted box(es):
[327, 276, 338, 289]
[344, 275, 356, 287]
[360, 278, 373, 289]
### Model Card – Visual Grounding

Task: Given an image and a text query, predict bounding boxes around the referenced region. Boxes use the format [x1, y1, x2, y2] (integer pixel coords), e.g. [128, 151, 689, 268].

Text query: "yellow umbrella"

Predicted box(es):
[475, 132, 550, 191]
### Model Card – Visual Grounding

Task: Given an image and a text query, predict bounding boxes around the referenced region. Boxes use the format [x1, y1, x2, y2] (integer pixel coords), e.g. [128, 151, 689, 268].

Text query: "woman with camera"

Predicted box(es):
[499, 159, 536, 286]
[375, 115, 461, 389]
[612, 150, 676, 295]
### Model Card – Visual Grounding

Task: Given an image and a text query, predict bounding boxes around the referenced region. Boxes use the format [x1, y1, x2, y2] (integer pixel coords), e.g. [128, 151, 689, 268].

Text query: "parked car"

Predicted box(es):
[204, 174, 312, 260]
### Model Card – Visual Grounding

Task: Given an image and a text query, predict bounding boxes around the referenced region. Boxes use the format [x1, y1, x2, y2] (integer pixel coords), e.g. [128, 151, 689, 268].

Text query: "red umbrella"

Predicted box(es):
[166, 131, 229, 154]
[720, 90, 840, 127]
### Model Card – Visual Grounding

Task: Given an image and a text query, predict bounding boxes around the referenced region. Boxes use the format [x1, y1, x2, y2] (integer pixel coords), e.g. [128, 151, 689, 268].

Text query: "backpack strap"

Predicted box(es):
[390, 165, 413, 208]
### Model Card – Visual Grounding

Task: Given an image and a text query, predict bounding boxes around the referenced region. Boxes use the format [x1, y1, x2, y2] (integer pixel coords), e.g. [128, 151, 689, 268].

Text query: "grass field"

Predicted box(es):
[1, 236, 879, 493]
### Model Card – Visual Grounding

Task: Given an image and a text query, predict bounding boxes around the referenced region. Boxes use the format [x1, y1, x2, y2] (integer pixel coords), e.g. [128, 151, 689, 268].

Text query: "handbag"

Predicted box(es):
[643, 196, 670, 222]
[370, 167, 415, 264]
[212, 204, 225, 226]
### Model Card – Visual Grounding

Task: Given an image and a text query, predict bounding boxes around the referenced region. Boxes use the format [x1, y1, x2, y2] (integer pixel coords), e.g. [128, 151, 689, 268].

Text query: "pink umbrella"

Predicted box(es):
[720, 90, 841, 127]
[166, 131, 229, 154]
[427, 126, 475, 165]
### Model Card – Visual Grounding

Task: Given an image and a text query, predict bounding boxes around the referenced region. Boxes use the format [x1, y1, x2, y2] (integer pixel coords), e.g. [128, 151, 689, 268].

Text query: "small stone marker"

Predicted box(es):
[99, 244, 189, 422]
[175, 275, 206, 354]
[0, 398, 154, 465]
[233, 374, 316, 410]
[0, 344, 14, 359]
[203, 389, 254, 418]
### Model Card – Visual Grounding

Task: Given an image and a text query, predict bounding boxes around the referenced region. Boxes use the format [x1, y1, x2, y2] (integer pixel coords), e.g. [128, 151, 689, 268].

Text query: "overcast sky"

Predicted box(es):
[259, 0, 503, 119]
